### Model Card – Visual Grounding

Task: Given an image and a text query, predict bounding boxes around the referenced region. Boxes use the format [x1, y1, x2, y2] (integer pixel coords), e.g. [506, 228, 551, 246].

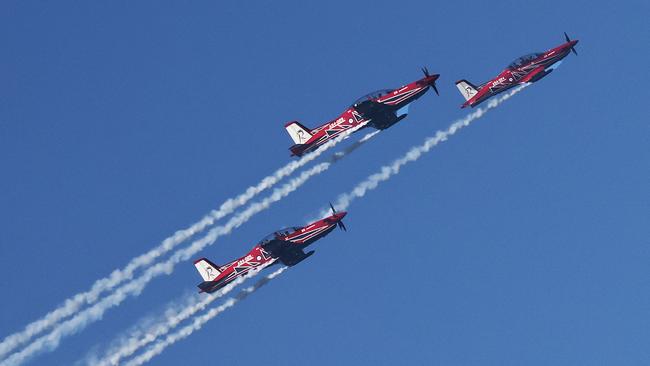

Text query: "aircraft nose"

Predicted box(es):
[336, 211, 347, 220]
[571, 39, 579, 46]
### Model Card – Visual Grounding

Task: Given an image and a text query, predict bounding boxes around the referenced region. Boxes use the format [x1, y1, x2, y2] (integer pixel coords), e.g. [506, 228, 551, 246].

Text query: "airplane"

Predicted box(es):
[285, 69, 440, 157]
[193, 204, 347, 293]
[455, 33, 579, 108]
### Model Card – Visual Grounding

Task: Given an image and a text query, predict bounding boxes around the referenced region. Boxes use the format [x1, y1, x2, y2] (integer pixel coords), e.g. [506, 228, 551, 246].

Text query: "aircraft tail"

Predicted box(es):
[285, 121, 313, 144]
[193, 257, 222, 281]
[289, 143, 308, 157]
[455, 79, 479, 101]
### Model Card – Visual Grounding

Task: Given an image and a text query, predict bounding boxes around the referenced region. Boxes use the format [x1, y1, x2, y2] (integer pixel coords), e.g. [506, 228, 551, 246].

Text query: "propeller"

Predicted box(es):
[329, 202, 347, 232]
[338, 220, 347, 232]
[431, 82, 440, 96]
[564, 32, 578, 56]
[421, 66, 439, 96]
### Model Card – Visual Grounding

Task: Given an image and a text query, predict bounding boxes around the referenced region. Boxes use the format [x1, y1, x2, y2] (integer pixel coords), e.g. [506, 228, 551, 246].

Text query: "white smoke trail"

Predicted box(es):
[70, 131, 381, 366]
[0, 162, 327, 366]
[124, 267, 288, 366]
[0, 123, 365, 359]
[89, 88, 524, 366]
[87, 261, 276, 366]
[6, 84, 522, 364]
[329, 130, 381, 163]
[1, 124, 377, 365]
[320, 85, 528, 218]
[2, 127, 379, 366]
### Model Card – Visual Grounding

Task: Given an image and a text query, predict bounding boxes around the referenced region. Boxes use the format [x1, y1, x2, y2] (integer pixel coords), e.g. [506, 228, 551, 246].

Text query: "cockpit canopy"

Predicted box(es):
[258, 227, 301, 245]
[507, 53, 543, 69]
[351, 89, 393, 107]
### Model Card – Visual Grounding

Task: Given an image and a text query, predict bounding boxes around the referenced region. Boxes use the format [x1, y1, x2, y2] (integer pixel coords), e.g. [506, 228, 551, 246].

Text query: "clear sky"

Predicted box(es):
[1, 1, 649, 365]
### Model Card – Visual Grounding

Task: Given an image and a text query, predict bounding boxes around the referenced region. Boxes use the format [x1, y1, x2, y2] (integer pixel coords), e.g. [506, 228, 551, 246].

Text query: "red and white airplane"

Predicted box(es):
[455, 33, 579, 108]
[285, 69, 440, 157]
[193, 204, 347, 293]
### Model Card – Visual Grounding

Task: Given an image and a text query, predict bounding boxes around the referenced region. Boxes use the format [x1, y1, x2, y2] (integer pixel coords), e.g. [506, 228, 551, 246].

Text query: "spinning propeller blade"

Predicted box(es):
[339, 221, 348, 231]
[564, 32, 578, 55]
[422, 66, 439, 95]
[338, 221, 347, 232]
[329, 202, 347, 231]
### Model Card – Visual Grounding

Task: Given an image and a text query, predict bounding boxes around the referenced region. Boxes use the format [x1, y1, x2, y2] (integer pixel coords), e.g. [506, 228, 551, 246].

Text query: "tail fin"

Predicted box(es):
[194, 258, 222, 281]
[455, 80, 479, 101]
[285, 121, 313, 144]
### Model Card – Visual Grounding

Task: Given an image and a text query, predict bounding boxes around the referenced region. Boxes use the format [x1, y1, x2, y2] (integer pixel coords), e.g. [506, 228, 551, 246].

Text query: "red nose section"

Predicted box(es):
[564, 39, 578, 55]
[564, 39, 579, 49]
[325, 211, 346, 223]
[420, 74, 439, 86]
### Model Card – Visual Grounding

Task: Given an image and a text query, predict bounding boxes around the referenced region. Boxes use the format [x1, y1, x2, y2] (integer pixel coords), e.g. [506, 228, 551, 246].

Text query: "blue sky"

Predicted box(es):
[1, 1, 649, 365]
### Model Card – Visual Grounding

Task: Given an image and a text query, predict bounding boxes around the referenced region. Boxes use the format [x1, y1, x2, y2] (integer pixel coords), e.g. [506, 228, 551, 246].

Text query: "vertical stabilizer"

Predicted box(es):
[285, 121, 313, 144]
[194, 258, 222, 281]
[455, 80, 479, 101]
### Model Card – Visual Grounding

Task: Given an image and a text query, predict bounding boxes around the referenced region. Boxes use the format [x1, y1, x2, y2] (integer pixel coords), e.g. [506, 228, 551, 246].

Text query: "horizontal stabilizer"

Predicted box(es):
[289, 143, 308, 157]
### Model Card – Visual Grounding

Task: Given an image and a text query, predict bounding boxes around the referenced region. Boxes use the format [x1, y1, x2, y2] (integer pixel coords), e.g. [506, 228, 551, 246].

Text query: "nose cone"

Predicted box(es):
[565, 39, 578, 55]
[426, 74, 440, 85]
[336, 211, 347, 220]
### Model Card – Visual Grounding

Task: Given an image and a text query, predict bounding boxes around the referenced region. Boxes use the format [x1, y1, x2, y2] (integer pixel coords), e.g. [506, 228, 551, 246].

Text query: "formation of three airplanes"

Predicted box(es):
[194, 33, 579, 293]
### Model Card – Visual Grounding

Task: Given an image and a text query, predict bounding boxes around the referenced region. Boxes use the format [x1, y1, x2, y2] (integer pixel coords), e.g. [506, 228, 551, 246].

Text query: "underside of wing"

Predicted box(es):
[354, 100, 405, 130]
[521, 65, 550, 83]
[353, 99, 384, 118]
[262, 240, 314, 266]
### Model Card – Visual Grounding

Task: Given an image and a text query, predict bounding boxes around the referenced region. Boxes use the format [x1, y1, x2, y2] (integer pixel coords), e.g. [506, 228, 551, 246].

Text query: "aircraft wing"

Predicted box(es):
[276, 247, 314, 266]
[262, 239, 314, 266]
[353, 99, 406, 129]
[353, 99, 385, 119]
[521, 65, 552, 83]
